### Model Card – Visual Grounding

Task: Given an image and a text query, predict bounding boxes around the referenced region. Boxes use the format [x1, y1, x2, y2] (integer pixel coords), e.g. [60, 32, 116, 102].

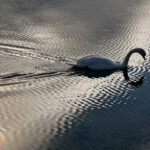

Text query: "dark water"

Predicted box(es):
[0, 0, 150, 150]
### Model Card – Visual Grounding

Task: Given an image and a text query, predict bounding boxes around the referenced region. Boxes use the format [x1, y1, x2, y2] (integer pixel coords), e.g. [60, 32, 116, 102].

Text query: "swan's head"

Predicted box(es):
[133, 48, 146, 60]
[122, 48, 146, 67]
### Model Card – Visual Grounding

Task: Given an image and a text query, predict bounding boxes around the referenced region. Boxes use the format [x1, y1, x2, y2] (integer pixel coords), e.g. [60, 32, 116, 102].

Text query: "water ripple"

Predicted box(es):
[1, 0, 150, 150]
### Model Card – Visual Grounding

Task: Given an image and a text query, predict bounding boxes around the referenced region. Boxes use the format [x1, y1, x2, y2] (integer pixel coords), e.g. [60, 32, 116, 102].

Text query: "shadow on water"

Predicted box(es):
[68, 67, 144, 87]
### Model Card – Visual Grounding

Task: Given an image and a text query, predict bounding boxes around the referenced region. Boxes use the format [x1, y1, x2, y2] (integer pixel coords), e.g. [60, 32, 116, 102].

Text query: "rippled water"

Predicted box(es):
[1, 0, 150, 150]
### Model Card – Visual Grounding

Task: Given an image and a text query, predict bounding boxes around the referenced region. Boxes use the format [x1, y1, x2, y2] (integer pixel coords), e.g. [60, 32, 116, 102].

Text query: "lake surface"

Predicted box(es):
[0, 0, 150, 150]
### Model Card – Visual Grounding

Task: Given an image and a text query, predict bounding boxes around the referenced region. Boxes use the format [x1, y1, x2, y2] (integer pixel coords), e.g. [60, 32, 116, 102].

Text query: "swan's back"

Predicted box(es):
[75, 54, 119, 70]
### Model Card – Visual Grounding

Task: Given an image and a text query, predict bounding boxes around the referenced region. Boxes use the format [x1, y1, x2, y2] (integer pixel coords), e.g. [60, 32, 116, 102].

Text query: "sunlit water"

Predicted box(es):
[1, 0, 150, 150]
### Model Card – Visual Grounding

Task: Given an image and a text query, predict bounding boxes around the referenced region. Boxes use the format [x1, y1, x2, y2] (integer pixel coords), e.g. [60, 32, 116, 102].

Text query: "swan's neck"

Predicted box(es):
[121, 52, 132, 67]
[121, 49, 139, 67]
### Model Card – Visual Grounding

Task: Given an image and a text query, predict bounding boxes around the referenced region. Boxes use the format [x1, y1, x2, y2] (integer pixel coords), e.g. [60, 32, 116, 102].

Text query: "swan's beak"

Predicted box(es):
[143, 56, 146, 60]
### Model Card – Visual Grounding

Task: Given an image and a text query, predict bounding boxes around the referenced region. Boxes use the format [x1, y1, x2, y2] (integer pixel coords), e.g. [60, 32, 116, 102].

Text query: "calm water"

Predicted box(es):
[1, 0, 150, 150]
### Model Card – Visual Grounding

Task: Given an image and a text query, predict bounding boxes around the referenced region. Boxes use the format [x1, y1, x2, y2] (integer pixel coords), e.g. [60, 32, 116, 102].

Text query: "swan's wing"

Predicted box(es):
[76, 55, 118, 70]
[88, 58, 117, 70]
[77, 55, 114, 65]
[77, 54, 107, 63]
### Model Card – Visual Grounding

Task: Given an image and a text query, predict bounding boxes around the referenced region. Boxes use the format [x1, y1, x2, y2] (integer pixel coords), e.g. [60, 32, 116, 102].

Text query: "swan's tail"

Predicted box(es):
[66, 63, 75, 67]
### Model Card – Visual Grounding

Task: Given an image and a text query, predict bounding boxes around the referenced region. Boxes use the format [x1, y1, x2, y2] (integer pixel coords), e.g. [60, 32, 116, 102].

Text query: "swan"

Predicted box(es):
[71, 48, 146, 70]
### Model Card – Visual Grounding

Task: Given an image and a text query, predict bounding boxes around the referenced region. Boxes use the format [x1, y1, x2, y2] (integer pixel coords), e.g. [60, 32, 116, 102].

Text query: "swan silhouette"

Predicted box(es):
[70, 48, 146, 71]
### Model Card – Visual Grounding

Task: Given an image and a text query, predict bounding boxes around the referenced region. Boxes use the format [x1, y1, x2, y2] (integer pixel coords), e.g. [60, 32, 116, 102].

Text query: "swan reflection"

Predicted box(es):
[123, 68, 144, 87]
[68, 67, 144, 87]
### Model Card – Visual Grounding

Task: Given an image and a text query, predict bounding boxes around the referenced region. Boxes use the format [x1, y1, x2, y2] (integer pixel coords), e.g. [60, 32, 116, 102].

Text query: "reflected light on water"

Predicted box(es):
[0, 132, 6, 150]
[0, 0, 150, 150]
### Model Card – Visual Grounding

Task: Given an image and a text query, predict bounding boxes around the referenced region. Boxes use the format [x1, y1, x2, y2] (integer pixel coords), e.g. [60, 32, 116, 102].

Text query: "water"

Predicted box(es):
[0, 0, 150, 150]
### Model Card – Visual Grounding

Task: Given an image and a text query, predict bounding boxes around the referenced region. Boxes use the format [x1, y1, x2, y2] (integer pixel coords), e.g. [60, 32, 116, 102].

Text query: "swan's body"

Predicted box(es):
[72, 48, 146, 71]
[74, 54, 121, 70]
